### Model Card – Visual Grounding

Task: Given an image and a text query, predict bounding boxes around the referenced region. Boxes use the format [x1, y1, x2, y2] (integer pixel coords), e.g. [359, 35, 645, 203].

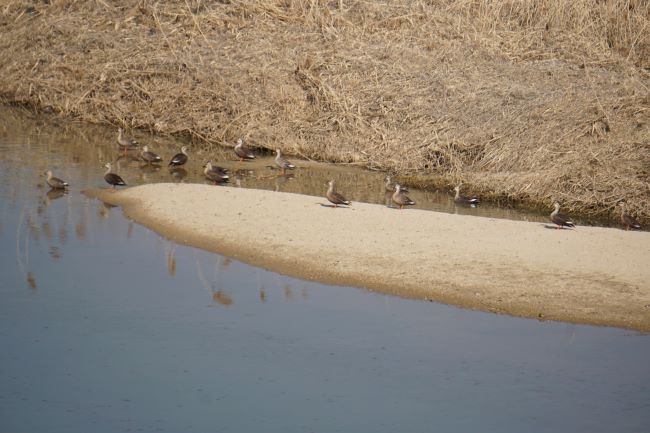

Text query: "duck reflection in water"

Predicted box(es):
[97, 202, 117, 220]
[139, 163, 161, 174]
[169, 167, 187, 182]
[284, 284, 294, 300]
[273, 173, 294, 192]
[212, 289, 233, 307]
[116, 153, 142, 164]
[45, 188, 67, 204]
[26, 272, 38, 291]
[166, 246, 176, 277]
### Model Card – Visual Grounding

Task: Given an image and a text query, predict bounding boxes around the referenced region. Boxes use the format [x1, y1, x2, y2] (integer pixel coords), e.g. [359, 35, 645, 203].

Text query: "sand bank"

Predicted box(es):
[86, 184, 650, 331]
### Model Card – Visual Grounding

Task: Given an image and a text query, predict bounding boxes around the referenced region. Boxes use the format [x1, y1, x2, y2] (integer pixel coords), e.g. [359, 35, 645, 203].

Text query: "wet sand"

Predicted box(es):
[86, 184, 650, 331]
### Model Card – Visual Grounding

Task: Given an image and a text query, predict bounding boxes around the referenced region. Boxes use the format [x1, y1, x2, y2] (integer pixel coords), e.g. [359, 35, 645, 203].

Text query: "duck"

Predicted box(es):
[45, 170, 69, 189]
[326, 180, 351, 207]
[203, 161, 229, 184]
[117, 127, 139, 151]
[140, 145, 162, 165]
[384, 176, 407, 193]
[453, 185, 479, 206]
[392, 184, 415, 209]
[618, 202, 642, 231]
[168, 146, 188, 167]
[275, 149, 295, 174]
[103, 163, 127, 190]
[234, 138, 255, 161]
[550, 202, 575, 229]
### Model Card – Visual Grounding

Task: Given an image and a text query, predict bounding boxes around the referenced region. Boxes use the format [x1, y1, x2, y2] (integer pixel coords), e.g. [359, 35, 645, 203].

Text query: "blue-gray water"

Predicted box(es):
[1, 108, 649, 433]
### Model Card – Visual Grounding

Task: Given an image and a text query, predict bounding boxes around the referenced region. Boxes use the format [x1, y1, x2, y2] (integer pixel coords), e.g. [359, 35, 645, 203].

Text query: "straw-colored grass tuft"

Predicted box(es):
[1, 0, 649, 221]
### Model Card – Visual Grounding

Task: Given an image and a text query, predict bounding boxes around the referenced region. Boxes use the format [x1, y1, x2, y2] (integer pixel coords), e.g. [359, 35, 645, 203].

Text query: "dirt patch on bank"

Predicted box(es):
[1, 1, 649, 222]
[85, 184, 650, 331]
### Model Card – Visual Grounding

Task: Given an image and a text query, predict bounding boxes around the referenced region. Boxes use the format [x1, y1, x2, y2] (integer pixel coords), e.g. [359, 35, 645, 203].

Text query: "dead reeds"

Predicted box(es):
[0, 0, 648, 221]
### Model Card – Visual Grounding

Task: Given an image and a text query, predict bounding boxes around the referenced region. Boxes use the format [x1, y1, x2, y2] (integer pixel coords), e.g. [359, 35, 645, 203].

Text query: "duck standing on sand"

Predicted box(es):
[234, 138, 255, 162]
[103, 163, 127, 190]
[453, 185, 480, 207]
[45, 170, 69, 190]
[275, 149, 295, 174]
[550, 202, 575, 229]
[392, 184, 415, 210]
[618, 202, 642, 231]
[168, 146, 189, 168]
[326, 180, 351, 208]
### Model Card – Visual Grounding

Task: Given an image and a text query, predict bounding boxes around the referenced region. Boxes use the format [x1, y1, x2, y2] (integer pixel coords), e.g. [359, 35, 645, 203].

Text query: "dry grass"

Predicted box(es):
[1, 0, 649, 221]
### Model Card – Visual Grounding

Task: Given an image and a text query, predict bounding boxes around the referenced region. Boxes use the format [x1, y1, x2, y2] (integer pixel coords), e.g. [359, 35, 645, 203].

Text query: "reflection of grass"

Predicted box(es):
[1, 2, 648, 223]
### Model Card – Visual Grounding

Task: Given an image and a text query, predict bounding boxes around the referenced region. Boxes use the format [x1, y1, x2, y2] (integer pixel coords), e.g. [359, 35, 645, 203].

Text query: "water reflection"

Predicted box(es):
[212, 289, 234, 307]
[0, 107, 596, 225]
[1, 106, 650, 433]
[169, 167, 187, 182]
[26, 271, 37, 291]
[166, 244, 177, 277]
[45, 188, 67, 202]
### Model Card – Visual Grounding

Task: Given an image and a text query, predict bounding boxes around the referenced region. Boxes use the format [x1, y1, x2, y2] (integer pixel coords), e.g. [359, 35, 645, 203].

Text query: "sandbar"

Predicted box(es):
[85, 184, 650, 331]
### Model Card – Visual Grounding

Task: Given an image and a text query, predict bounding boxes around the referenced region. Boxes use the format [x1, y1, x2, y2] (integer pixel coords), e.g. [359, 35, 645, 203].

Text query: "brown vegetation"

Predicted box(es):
[1, 0, 649, 221]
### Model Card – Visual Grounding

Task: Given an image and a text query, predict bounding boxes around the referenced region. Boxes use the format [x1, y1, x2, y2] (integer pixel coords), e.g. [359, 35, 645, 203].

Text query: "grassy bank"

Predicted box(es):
[1, 0, 649, 221]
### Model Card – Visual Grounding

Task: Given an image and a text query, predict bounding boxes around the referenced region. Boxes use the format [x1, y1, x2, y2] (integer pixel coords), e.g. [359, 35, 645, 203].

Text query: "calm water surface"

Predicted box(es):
[1, 108, 649, 433]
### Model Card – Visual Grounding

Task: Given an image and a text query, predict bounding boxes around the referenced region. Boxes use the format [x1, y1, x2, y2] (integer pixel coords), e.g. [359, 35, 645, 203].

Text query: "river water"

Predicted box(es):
[1, 107, 649, 433]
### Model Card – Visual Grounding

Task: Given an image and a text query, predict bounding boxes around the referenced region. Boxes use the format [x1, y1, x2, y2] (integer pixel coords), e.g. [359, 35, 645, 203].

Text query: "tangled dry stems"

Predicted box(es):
[0, 0, 649, 221]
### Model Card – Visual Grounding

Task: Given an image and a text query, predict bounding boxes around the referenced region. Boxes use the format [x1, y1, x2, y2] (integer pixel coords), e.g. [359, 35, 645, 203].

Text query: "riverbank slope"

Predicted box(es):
[2, 1, 649, 221]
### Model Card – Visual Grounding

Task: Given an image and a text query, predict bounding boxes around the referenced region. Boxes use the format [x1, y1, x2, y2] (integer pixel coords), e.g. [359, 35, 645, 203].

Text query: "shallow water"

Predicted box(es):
[1, 107, 649, 433]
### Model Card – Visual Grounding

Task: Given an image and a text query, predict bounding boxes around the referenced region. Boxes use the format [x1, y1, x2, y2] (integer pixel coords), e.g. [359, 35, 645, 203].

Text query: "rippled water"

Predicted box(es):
[1, 107, 649, 433]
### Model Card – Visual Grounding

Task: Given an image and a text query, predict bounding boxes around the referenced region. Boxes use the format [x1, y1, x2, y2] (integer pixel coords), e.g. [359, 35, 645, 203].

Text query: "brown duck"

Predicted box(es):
[117, 127, 139, 151]
[103, 163, 127, 190]
[392, 184, 415, 210]
[45, 170, 69, 190]
[453, 185, 479, 206]
[550, 202, 575, 229]
[234, 138, 255, 161]
[169, 146, 189, 167]
[326, 180, 351, 207]
[275, 149, 295, 174]
[203, 162, 230, 184]
[140, 145, 162, 165]
[384, 176, 407, 193]
[618, 202, 642, 231]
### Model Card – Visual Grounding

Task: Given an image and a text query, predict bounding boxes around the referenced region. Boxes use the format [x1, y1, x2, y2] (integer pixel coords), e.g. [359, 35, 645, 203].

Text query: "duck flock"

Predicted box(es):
[44, 128, 643, 232]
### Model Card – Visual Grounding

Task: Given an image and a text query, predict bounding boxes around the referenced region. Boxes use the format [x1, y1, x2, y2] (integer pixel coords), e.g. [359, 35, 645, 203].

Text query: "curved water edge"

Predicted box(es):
[0, 104, 640, 228]
[85, 183, 650, 332]
[2, 106, 650, 433]
[2, 105, 649, 330]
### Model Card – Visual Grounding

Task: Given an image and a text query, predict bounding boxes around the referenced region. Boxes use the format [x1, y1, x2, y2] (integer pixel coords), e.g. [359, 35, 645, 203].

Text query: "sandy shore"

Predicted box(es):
[86, 184, 650, 331]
